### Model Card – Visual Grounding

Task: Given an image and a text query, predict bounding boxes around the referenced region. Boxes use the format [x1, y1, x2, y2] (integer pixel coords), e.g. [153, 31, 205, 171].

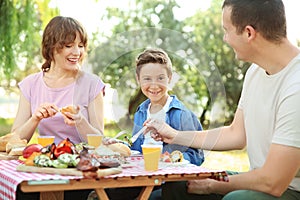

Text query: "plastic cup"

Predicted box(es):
[37, 135, 55, 147]
[142, 144, 162, 171]
[87, 134, 103, 148]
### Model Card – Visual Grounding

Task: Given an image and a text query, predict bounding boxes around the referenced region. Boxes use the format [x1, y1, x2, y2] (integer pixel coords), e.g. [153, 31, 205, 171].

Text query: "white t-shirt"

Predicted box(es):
[238, 54, 300, 191]
[143, 96, 173, 145]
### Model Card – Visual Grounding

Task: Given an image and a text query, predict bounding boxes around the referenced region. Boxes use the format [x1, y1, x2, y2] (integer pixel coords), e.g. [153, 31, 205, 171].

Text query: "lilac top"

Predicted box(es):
[18, 71, 105, 144]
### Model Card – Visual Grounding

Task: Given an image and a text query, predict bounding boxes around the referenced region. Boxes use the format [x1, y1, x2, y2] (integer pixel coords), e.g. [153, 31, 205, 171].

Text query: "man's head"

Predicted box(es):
[222, 0, 286, 43]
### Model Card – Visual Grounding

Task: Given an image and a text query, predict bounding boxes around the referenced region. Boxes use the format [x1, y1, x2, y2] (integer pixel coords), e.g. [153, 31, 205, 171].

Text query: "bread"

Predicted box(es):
[60, 105, 78, 115]
[0, 133, 13, 151]
[106, 143, 131, 157]
[8, 147, 25, 156]
[170, 150, 183, 163]
[6, 139, 27, 153]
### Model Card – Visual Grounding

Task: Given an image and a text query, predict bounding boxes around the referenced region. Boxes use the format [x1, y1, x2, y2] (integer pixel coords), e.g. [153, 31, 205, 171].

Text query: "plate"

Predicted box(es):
[159, 159, 191, 168]
[130, 150, 141, 156]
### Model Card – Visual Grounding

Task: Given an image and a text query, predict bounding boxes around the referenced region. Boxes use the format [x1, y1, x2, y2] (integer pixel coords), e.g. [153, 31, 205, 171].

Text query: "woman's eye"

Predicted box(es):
[65, 45, 72, 48]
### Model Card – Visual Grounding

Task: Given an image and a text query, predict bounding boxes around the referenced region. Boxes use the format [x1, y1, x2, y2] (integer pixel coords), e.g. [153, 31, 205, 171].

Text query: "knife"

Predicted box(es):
[131, 119, 153, 144]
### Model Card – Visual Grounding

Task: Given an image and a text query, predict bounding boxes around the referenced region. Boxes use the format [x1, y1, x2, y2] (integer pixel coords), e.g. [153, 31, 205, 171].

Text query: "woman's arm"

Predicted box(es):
[11, 93, 58, 141]
[74, 92, 104, 141]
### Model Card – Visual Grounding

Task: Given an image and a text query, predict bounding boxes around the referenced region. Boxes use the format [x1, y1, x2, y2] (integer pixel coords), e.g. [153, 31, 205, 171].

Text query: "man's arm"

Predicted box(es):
[191, 143, 300, 197]
[172, 108, 247, 151]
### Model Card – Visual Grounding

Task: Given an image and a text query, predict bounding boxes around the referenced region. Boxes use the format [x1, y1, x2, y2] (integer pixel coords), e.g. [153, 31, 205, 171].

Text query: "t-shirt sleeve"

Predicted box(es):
[18, 73, 39, 102]
[90, 76, 106, 100]
[272, 82, 300, 148]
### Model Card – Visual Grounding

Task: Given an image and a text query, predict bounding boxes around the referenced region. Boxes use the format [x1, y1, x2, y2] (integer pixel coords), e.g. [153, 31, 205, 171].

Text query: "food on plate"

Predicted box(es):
[161, 150, 184, 163]
[53, 138, 76, 158]
[0, 133, 13, 151]
[106, 143, 131, 157]
[25, 152, 41, 166]
[22, 144, 43, 158]
[60, 105, 78, 115]
[34, 154, 52, 167]
[170, 150, 184, 162]
[77, 148, 100, 172]
[8, 147, 26, 156]
[57, 153, 79, 167]
[6, 137, 27, 156]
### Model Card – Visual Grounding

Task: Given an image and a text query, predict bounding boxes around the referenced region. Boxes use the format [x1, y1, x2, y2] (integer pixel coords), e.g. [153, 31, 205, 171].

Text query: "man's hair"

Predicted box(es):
[222, 0, 286, 43]
[135, 48, 172, 77]
[41, 16, 88, 72]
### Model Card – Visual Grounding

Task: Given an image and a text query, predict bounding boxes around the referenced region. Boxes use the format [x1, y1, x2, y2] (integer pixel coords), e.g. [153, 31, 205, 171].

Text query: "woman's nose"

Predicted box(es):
[72, 46, 81, 55]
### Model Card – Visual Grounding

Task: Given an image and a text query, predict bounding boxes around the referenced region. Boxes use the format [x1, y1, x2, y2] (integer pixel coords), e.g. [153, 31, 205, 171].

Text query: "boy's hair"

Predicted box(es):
[41, 16, 88, 72]
[135, 48, 172, 78]
[222, 0, 286, 43]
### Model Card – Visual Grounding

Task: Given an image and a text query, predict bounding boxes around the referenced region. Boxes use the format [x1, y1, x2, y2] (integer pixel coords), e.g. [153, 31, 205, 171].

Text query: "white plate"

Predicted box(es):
[159, 159, 191, 167]
[130, 150, 141, 156]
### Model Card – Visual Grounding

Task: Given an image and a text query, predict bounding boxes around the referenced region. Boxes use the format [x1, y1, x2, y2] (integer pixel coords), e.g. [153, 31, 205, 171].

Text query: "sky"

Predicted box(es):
[51, 0, 300, 44]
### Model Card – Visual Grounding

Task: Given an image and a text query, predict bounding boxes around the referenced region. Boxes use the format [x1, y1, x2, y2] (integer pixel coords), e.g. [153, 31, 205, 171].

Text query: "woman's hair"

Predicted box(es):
[135, 48, 172, 78]
[41, 16, 88, 72]
[222, 0, 286, 43]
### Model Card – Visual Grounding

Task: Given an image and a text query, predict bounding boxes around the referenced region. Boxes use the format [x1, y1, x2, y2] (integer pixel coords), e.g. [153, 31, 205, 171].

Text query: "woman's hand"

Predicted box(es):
[32, 103, 59, 121]
[144, 119, 178, 144]
[61, 105, 83, 126]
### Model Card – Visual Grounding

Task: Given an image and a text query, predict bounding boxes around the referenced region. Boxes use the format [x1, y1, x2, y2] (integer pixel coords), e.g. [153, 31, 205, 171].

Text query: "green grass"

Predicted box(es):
[202, 150, 249, 172]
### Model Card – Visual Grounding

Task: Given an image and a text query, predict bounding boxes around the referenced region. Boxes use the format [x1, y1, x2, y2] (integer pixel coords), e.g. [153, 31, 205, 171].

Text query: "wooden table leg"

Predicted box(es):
[40, 191, 64, 200]
[95, 188, 109, 200]
[136, 186, 154, 200]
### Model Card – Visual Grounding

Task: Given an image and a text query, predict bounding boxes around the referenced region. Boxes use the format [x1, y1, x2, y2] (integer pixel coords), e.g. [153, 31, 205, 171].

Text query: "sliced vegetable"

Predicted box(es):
[34, 154, 52, 167]
[51, 159, 68, 168]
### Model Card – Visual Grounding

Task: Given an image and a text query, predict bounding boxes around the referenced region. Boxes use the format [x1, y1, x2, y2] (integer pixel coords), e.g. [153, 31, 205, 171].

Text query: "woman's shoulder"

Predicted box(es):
[78, 71, 105, 86]
[20, 71, 43, 84]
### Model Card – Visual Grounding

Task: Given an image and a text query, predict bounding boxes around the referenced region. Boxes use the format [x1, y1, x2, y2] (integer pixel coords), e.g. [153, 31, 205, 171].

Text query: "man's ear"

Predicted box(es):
[244, 25, 256, 41]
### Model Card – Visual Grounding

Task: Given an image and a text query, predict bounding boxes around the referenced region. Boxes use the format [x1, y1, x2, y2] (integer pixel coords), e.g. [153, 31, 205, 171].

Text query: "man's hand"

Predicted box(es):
[144, 119, 178, 144]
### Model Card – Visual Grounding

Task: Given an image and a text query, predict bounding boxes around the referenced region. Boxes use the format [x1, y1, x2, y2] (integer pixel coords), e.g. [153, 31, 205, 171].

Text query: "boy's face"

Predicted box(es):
[137, 63, 171, 105]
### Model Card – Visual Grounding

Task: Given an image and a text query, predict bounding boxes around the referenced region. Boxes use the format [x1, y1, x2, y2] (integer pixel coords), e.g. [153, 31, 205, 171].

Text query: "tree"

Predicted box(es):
[0, 0, 59, 92]
[187, 0, 249, 126]
[88, 0, 217, 130]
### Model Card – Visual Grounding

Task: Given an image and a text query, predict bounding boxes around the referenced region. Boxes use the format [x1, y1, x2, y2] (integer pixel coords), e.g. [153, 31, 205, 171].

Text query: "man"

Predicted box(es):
[145, 0, 300, 199]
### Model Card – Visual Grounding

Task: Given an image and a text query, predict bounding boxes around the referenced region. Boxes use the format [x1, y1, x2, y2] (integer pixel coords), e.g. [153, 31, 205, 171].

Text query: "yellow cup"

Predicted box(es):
[87, 134, 103, 148]
[142, 144, 162, 171]
[37, 135, 55, 147]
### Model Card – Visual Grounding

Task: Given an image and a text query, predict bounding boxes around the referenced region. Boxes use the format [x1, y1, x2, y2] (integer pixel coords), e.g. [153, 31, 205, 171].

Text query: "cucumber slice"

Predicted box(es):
[52, 159, 68, 168]
[34, 154, 52, 167]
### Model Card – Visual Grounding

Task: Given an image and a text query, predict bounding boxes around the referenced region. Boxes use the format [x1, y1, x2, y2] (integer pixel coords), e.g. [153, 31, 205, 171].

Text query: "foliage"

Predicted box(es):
[187, 0, 250, 126]
[88, 0, 214, 130]
[88, 0, 247, 130]
[0, 0, 59, 92]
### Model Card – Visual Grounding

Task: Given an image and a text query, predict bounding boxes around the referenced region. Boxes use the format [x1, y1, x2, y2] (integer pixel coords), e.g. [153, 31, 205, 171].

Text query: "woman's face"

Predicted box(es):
[52, 32, 85, 71]
[138, 63, 171, 105]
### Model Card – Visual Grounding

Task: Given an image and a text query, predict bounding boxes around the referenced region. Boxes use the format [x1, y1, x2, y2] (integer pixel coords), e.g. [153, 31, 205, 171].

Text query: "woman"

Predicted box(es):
[12, 16, 105, 145]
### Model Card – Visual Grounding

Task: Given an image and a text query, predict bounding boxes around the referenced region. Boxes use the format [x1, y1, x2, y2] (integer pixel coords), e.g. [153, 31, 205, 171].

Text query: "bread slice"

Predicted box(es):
[6, 139, 27, 154]
[60, 105, 78, 115]
[106, 143, 131, 157]
[8, 146, 25, 156]
[0, 133, 13, 152]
